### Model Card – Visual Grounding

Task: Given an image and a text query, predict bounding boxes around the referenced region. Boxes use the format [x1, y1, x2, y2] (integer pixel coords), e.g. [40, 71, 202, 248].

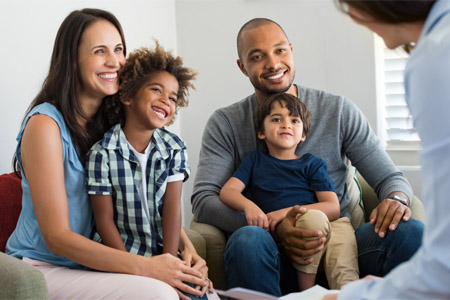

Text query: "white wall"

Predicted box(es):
[175, 0, 381, 224]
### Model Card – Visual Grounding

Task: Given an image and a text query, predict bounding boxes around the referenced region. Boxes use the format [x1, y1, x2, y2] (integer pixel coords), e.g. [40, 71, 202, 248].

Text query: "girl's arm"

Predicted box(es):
[220, 177, 268, 229]
[179, 227, 210, 295]
[179, 227, 206, 272]
[21, 115, 205, 298]
[90, 194, 126, 251]
[162, 180, 182, 256]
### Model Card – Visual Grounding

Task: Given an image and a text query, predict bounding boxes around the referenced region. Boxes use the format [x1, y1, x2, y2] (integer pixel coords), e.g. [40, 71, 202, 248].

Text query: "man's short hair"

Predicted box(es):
[236, 18, 289, 60]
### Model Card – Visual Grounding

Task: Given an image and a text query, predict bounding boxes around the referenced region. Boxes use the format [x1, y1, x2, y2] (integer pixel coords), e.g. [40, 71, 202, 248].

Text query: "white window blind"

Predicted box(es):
[381, 45, 420, 144]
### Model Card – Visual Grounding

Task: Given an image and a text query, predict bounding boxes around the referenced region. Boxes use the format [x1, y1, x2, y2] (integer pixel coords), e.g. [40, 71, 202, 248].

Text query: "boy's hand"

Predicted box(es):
[244, 203, 269, 230]
[267, 208, 289, 233]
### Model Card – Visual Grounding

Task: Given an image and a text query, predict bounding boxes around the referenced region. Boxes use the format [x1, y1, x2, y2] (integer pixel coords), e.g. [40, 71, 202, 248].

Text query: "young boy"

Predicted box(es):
[86, 43, 211, 299]
[220, 93, 359, 291]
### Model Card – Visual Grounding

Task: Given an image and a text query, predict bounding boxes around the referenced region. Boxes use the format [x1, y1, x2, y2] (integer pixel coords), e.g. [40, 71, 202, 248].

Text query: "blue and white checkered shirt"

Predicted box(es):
[86, 124, 190, 256]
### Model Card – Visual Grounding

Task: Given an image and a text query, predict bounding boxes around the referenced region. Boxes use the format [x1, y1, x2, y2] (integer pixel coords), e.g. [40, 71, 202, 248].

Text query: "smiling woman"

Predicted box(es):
[77, 20, 125, 108]
[4, 8, 189, 300]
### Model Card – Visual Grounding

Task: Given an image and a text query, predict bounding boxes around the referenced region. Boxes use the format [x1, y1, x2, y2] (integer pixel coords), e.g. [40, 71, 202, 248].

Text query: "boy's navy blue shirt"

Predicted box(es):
[232, 150, 335, 213]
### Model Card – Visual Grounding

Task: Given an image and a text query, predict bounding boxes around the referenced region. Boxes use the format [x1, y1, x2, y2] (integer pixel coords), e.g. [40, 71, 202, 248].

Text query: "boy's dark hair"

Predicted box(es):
[108, 40, 197, 126]
[254, 93, 311, 148]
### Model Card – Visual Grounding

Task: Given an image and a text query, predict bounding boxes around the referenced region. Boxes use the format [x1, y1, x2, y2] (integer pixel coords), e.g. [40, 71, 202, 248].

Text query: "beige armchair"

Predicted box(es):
[189, 174, 426, 290]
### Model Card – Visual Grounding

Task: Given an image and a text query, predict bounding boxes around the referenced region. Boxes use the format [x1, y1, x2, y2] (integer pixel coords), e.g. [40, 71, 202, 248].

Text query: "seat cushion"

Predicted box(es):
[0, 172, 22, 252]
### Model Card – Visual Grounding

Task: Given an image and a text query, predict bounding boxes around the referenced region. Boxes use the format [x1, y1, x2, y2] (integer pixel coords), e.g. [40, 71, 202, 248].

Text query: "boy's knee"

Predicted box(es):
[295, 209, 331, 238]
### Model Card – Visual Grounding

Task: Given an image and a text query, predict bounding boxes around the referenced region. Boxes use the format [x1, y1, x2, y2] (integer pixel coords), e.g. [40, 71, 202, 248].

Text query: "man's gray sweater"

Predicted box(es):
[191, 85, 412, 233]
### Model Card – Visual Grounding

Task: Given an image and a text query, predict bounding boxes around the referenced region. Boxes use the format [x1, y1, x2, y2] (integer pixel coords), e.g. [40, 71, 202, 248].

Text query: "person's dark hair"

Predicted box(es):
[13, 8, 126, 174]
[107, 40, 197, 126]
[336, 1, 436, 53]
[236, 18, 288, 60]
[336, 0, 436, 24]
[254, 93, 310, 149]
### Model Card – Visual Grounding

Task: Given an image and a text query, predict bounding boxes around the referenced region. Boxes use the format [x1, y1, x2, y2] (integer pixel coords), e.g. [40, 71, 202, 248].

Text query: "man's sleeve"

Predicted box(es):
[341, 98, 413, 203]
[191, 111, 247, 233]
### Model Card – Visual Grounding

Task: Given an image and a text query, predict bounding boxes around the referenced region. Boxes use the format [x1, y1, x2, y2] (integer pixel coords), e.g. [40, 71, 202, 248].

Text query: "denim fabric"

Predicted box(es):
[224, 226, 297, 297]
[183, 283, 208, 300]
[355, 218, 424, 278]
[224, 220, 423, 296]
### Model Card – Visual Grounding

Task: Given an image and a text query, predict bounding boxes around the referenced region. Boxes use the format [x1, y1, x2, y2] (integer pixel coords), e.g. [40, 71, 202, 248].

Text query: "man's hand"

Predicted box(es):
[370, 194, 411, 238]
[275, 206, 326, 265]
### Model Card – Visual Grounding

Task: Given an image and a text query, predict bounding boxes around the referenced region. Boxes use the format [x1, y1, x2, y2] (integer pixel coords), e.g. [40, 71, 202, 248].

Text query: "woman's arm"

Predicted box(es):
[21, 115, 206, 298]
[90, 194, 126, 251]
[220, 177, 268, 229]
[162, 181, 182, 256]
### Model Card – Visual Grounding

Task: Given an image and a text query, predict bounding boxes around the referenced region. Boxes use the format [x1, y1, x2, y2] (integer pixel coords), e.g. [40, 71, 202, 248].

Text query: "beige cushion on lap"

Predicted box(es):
[346, 160, 365, 229]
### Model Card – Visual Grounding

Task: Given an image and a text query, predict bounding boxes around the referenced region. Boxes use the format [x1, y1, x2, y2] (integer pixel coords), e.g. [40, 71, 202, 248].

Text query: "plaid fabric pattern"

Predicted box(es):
[86, 124, 190, 256]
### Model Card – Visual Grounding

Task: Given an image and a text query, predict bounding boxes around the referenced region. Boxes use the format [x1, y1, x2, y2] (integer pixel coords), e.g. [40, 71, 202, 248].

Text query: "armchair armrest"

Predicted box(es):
[190, 219, 228, 290]
[184, 226, 207, 259]
[0, 252, 48, 300]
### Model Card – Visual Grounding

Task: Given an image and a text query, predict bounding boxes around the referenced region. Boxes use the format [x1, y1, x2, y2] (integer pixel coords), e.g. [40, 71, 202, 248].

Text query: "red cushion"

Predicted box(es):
[0, 172, 22, 252]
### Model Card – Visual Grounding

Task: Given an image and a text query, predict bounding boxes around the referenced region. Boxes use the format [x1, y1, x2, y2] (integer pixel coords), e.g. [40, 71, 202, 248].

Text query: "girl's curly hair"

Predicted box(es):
[107, 40, 197, 126]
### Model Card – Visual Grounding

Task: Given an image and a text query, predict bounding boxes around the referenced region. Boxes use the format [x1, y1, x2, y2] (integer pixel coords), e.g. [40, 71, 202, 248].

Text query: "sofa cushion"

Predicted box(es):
[346, 161, 365, 229]
[0, 172, 22, 252]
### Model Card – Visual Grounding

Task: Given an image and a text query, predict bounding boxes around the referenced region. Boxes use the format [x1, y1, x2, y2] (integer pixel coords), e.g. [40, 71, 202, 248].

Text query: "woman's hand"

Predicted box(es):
[146, 253, 207, 300]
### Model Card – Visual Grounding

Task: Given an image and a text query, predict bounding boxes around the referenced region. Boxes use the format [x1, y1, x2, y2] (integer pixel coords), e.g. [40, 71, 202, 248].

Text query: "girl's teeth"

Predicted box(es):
[153, 109, 166, 118]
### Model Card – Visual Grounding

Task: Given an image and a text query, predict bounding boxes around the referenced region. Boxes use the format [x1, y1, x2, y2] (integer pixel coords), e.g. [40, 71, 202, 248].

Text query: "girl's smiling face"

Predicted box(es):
[123, 71, 179, 131]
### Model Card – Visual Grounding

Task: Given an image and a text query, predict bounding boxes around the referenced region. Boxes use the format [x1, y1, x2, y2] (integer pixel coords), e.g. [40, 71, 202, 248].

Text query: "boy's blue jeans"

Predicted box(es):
[224, 219, 424, 296]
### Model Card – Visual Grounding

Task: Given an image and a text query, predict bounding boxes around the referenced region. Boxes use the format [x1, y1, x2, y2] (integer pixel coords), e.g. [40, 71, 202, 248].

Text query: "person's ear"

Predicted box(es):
[300, 134, 306, 142]
[121, 96, 132, 107]
[237, 59, 248, 76]
[257, 131, 265, 140]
